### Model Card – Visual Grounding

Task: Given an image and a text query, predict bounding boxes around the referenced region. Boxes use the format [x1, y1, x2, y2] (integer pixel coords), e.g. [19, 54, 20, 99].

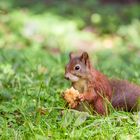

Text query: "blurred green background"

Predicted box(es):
[1, 0, 140, 51]
[0, 0, 140, 139]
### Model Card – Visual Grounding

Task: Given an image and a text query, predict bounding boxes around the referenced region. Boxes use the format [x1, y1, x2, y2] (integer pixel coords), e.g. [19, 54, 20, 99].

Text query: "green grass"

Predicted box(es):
[0, 48, 140, 139]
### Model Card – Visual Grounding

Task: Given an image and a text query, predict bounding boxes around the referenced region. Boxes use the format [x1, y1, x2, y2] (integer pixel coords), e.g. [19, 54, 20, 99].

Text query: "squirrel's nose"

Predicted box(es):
[65, 74, 70, 80]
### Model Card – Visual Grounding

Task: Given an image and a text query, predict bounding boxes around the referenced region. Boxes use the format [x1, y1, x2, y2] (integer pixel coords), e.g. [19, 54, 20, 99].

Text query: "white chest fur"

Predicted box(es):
[73, 79, 88, 93]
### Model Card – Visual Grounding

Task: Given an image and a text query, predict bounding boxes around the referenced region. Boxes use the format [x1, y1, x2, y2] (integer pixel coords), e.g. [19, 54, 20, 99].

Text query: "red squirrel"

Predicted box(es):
[65, 52, 112, 115]
[65, 52, 140, 115]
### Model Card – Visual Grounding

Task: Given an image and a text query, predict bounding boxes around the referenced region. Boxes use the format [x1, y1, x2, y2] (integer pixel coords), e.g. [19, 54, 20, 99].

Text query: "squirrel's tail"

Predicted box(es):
[110, 79, 140, 111]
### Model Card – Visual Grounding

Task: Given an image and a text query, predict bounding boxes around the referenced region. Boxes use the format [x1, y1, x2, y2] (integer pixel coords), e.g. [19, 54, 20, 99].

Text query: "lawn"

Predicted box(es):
[0, 0, 140, 139]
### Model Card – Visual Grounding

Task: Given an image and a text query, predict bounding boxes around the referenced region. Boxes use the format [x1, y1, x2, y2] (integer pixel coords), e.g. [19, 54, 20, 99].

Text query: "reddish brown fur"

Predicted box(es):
[65, 52, 112, 115]
[110, 80, 140, 111]
[81, 69, 112, 115]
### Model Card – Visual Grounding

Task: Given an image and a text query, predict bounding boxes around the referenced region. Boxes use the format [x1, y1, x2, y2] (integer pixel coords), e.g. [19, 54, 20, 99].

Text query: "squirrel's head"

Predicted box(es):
[65, 52, 91, 82]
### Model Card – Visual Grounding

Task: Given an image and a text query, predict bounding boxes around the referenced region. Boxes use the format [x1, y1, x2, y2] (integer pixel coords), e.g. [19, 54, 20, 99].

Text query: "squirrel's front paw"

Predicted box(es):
[70, 102, 78, 108]
[78, 94, 85, 101]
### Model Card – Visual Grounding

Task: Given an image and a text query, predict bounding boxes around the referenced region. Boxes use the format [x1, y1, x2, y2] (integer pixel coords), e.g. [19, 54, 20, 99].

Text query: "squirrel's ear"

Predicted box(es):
[69, 52, 74, 59]
[80, 52, 91, 68]
[80, 52, 89, 62]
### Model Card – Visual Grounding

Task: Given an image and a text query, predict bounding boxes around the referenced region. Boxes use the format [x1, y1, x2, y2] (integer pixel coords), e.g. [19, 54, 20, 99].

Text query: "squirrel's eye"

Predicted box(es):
[74, 65, 80, 71]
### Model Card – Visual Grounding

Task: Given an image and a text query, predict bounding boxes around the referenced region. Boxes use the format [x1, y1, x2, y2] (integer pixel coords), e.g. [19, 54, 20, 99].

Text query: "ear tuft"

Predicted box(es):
[69, 52, 74, 59]
[80, 52, 89, 61]
[80, 52, 91, 68]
